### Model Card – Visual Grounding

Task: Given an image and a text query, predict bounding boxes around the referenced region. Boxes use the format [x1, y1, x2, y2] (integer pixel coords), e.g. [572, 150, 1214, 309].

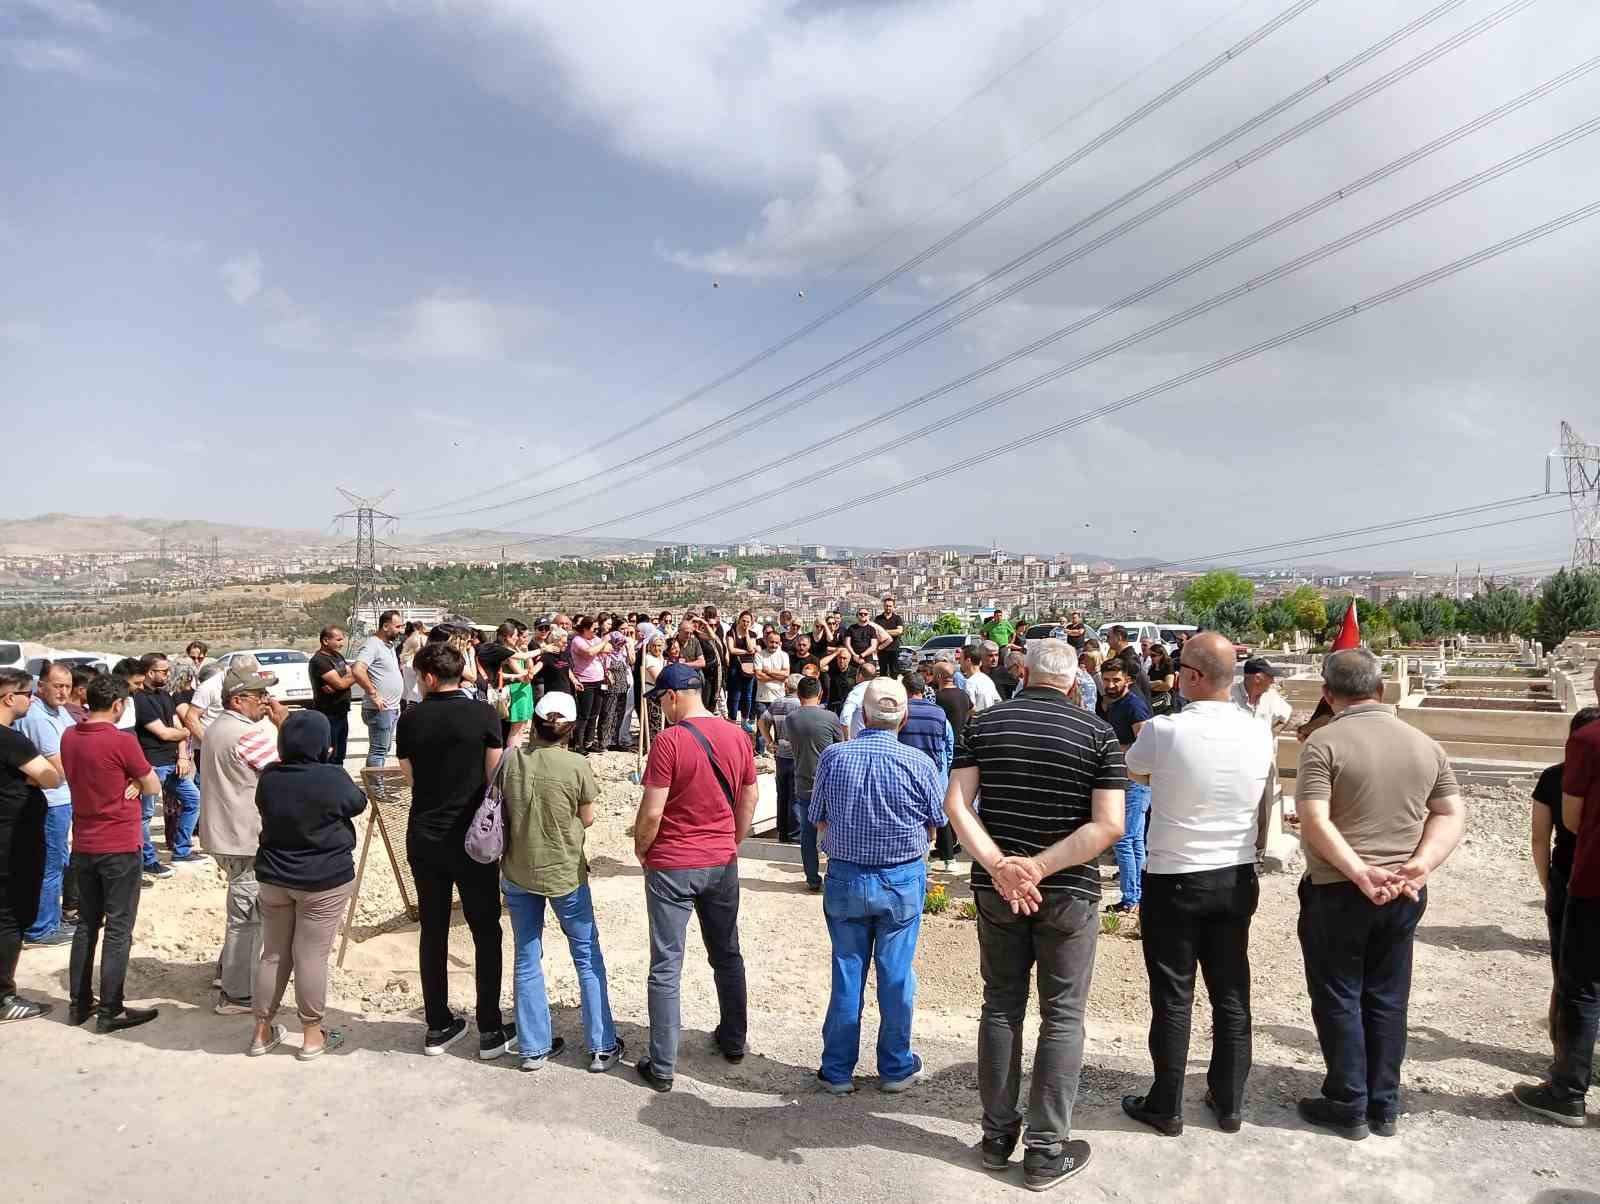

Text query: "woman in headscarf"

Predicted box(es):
[248, 710, 368, 1060]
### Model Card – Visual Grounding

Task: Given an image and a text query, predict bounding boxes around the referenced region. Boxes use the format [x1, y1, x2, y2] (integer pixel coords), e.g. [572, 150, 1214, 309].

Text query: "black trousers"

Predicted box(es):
[1551, 893, 1600, 1103]
[326, 709, 350, 766]
[1297, 878, 1426, 1123]
[1140, 863, 1258, 1116]
[69, 851, 143, 1017]
[0, 793, 45, 998]
[572, 685, 602, 751]
[407, 837, 504, 1033]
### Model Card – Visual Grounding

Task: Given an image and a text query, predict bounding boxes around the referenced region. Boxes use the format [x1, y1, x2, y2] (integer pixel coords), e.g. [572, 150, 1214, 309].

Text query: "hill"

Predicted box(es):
[406, 527, 660, 559]
[0, 514, 341, 557]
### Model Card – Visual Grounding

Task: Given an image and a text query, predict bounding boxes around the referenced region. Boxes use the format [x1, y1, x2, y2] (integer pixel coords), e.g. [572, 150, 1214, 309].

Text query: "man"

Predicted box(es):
[1120, 633, 1276, 1137]
[632, 663, 756, 1091]
[821, 633, 854, 716]
[931, 659, 973, 739]
[1514, 661, 1600, 1125]
[1062, 612, 1088, 652]
[839, 661, 878, 739]
[60, 672, 161, 1032]
[1100, 659, 1153, 914]
[1232, 657, 1293, 736]
[397, 643, 512, 1058]
[873, 596, 906, 677]
[897, 671, 957, 872]
[18, 662, 75, 946]
[199, 666, 285, 1013]
[0, 668, 64, 1022]
[1296, 648, 1464, 1139]
[111, 659, 143, 731]
[981, 608, 1015, 648]
[751, 628, 789, 757]
[788, 675, 843, 891]
[943, 640, 1125, 1191]
[1138, 635, 1155, 673]
[308, 625, 357, 764]
[134, 654, 203, 870]
[789, 633, 821, 681]
[351, 609, 404, 767]
[1105, 626, 1154, 702]
[987, 644, 1019, 701]
[961, 644, 1001, 713]
[843, 606, 887, 673]
[810, 679, 947, 1094]
[758, 675, 801, 841]
[188, 653, 251, 738]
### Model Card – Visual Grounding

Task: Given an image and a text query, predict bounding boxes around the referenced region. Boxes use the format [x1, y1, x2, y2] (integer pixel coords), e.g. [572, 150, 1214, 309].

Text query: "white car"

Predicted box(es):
[1097, 620, 1169, 652]
[217, 648, 315, 706]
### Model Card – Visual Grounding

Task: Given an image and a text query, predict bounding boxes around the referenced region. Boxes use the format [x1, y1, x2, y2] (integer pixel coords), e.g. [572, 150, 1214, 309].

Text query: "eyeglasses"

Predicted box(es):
[5, 688, 35, 701]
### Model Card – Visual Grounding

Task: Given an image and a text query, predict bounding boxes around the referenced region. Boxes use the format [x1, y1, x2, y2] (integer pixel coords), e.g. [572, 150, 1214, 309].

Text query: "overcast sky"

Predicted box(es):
[4, 0, 1598, 573]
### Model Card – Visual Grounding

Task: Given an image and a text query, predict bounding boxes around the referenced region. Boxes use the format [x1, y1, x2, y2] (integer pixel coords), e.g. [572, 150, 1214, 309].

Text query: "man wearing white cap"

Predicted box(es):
[809, 678, 948, 1095]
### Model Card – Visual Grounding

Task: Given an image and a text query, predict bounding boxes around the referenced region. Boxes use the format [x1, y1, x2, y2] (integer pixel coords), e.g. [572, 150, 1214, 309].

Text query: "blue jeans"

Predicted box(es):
[1114, 781, 1150, 906]
[143, 765, 200, 859]
[504, 880, 618, 1056]
[753, 700, 771, 755]
[797, 791, 821, 887]
[363, 705, 396, 767]
[820, 857, 925, 1084]
[728, 671, 756, 724]
[26, 804, 72, 939]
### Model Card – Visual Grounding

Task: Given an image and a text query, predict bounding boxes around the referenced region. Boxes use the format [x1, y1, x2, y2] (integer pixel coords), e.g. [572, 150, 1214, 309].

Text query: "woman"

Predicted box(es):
[1147, 645, 1178, 715]
[500, 692, 622, 1073]
[600, 630, 634, 752]
[503, 634, 537, 750]
[642, 634, 666, 747]
[399, 622, 427, 713]
[724, 610, 759, 729]
[249, 710, 368, 1060]
[565, 615, 607, 754]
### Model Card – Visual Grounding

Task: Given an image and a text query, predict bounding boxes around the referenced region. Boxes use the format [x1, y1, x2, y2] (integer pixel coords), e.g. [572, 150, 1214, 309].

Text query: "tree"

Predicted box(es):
[932, 612, 966, 636]
[1184, 572, 1255, 614]
[1460, 585, 1532, 640]
[1283, 586, 1327, 637]
[1533, 568, 1600, 649]
[1211, 596, 1256, 639]
[1256, 600, 1295, 638]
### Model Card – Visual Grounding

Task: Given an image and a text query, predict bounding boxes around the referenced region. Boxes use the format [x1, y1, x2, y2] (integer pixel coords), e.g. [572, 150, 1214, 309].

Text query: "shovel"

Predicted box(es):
[627, 702, 649, 785]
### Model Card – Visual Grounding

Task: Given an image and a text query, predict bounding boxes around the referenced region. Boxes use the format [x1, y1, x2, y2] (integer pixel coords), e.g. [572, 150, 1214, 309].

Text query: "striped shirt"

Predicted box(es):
[954, 686, 1127, 899]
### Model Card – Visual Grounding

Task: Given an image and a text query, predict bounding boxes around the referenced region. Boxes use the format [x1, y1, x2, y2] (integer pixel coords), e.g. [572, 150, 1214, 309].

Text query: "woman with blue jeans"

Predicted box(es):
[724, 611, 759, 729]
[499, 692, 622, 1073]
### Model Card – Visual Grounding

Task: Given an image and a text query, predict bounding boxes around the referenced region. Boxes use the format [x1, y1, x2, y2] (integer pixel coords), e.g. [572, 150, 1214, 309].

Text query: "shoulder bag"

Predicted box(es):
[464, 752, 514, 864]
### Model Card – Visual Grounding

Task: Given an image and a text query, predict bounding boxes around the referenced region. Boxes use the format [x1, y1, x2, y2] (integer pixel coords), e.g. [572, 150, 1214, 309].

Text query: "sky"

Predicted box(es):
[3, 0, 1599, 574]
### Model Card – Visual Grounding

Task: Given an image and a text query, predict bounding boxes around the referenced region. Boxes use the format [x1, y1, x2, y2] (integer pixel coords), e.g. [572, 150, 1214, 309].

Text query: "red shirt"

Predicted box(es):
[641, 716, 756, 870]
[61, 721, 152, 855]
[1562, 723, 1600, 897]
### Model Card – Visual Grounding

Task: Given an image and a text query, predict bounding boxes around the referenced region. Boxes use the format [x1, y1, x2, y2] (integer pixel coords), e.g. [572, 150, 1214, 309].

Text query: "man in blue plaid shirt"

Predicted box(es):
[809, 678, 947, 1094]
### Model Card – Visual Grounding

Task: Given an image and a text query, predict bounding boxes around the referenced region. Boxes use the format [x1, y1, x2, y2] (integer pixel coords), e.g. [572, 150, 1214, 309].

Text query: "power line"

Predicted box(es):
[399, 0, 1336, 520]
[1221, 508, 1570, 571]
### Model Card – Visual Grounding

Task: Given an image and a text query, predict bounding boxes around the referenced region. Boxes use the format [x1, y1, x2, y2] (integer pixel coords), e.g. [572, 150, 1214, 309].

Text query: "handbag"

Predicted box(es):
[464, 753, 513, 864]
[677, 719, 736, 810]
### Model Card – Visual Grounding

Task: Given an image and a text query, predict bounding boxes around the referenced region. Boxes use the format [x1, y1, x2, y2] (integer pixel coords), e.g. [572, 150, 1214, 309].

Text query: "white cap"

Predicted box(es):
[534, 691, 577, 723]
[862, 678, 908, 726]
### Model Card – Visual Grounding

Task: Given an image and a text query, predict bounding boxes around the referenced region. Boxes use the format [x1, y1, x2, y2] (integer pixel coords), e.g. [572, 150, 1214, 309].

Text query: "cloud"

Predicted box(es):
[1, 36, 92, 72]
[219, 252, 263, 305]
[0, 319, 43, 344]
[6, 0, 141, 38]
[364, 291, 545, 361]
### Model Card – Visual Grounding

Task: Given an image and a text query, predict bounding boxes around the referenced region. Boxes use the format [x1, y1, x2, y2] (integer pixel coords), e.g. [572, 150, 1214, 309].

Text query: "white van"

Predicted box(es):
[0, 641, 23, 673]
[1097, 620, 1167, 650]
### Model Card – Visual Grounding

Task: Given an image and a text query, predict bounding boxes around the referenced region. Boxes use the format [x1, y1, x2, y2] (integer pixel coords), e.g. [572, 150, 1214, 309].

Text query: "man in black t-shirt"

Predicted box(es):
[309, 625, 357, 764]
[395, 642, 510, 1058]
[844, 606, 886, 671]
[789, 634, 821, 682]
[133, 654, 203, 865]
[1, 666, 63, 1018]
[873, 595, 905, 678]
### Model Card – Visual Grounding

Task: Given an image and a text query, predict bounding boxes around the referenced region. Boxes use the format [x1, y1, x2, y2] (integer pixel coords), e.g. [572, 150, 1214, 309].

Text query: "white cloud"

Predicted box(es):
[220, 252, 263, 305]
[1, 36, 92, 73]
[365, 291, 544, 361]
[7, 0, 141, 38]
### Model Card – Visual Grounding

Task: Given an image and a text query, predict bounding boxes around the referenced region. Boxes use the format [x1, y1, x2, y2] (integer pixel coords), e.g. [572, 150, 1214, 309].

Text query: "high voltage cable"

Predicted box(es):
[481, 111, 1598, 552]
[399, 0, 1334, 519]
[718, 200, 1600, 542]
[1219, 508, 1570, 571]
[416, 0, 1495, 526]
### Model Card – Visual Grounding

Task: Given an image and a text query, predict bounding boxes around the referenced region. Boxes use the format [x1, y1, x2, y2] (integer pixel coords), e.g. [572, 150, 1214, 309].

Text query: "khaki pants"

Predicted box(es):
[253, 881, 353, 1026]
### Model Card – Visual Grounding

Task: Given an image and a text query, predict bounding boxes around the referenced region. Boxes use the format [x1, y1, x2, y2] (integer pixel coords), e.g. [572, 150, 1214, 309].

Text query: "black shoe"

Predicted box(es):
[980, 1135, 1018, 1171]
[67, 999, 97, 1027]
[25, 924, 76, 947]
[1297, 1097, 1369, 1140]
[635, 1056, 673, 1093]
[1511, 1082, 1587, 1127]
[143, 862, 175, 880]
[1204, 1090, 1242, 1133]
[96, 1006, 158, 1033]
[424, 1016, 468, 1057]
[170, 851, 210, 864]
[1022, 1141, 1092, 1192]
[711, 1027, 745, 1063]
[1368, 1112, 1398, 1138]
[1122, 1094, 1183, 1137]
[479, 1022, 518, 1061]
[806, 882, 822, 894]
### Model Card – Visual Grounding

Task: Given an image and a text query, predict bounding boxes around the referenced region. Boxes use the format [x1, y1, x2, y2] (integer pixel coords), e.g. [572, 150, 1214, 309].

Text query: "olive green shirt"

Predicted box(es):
[500, 743, 599, 897]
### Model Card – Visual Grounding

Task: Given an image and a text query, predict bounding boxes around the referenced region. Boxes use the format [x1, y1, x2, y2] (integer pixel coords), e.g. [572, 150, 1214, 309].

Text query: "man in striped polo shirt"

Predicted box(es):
[944, 639, 1126, 1192]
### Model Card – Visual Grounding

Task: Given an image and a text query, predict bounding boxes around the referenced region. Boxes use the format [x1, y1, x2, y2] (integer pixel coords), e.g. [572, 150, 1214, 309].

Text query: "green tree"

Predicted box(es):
[1211, 595, 1256, 638]
[1183, 571, 1255, 614]
[932, 612, 966, 636]
[1283, 586, 1327, 637]
[1533, 568, 1600, 649]
[1460, 585, 1533, 640]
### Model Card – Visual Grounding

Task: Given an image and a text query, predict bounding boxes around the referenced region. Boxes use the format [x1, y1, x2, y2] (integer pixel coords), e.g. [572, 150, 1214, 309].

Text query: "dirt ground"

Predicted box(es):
[7, 758, 1600, 1202]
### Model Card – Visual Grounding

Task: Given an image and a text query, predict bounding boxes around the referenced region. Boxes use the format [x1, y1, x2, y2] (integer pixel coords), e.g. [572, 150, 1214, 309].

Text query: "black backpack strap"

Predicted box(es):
[678, 719, 736, 810]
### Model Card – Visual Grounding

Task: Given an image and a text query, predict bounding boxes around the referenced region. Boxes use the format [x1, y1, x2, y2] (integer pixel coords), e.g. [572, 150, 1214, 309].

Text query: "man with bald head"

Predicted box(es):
[1120, 632, 1276, 1137]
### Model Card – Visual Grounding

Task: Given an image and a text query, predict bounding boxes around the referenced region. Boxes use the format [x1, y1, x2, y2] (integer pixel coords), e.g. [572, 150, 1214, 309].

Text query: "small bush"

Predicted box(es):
[1101, 912, 1122, 936]
[924, 883, 950, 915]
[956, 899, 978, 921]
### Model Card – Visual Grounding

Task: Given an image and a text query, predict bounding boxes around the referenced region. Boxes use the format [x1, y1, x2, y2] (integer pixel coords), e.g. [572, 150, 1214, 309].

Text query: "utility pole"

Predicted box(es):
[333, 489, 398, 637]
[1555, 421, 1600, 569]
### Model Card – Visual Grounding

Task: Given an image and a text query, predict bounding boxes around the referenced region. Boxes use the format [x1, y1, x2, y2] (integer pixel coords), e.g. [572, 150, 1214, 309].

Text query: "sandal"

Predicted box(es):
[248, 1023, 287, 1057]
[297, 1026, 346, 1061]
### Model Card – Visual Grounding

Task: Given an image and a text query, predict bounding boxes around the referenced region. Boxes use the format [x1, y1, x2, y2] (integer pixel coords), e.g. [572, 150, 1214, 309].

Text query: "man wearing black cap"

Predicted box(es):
[631, 663, 757, 1092]
[1232, 658, 1293, 737]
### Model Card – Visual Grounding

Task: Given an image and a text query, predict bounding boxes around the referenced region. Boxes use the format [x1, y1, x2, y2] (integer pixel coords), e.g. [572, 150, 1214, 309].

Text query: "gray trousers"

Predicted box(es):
[975, 889, 1098, 1153]
[215, 854, 261, 1003]
[644, 861, 747, 1080]
[255, 881, 353, 1026]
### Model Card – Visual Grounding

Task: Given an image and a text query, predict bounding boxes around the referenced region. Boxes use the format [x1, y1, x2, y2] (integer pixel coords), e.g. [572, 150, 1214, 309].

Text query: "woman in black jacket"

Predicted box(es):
[247, 710, 367, 1061]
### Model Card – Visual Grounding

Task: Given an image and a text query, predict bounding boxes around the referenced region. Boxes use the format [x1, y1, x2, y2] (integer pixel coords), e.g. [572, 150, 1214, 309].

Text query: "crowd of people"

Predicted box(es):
[0, 599, 1596, 1190]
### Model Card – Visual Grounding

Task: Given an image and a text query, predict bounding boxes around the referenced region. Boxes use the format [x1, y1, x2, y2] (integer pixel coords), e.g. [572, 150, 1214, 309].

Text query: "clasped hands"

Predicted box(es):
[1354, 859, 1428, 905]
[991, 855, 1046, 915]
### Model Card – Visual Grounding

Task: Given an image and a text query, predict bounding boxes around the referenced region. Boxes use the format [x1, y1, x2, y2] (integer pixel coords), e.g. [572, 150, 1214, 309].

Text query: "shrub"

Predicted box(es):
[924, 883, 950, 915]
[956, 899, 978, 921]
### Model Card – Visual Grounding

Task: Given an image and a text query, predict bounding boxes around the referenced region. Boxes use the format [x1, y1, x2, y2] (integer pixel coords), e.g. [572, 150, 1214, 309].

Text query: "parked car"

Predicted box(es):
[26, 654, 109, 681]
[1097, 620, 1168, 651]
[915, 633, 974, 663]
[216, 648, 314, 706]
[0, 642, 26, 673]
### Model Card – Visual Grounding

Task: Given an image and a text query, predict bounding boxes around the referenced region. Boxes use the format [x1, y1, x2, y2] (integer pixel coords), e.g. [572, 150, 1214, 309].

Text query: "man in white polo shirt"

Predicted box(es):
[1119, 632, 1275, 1137]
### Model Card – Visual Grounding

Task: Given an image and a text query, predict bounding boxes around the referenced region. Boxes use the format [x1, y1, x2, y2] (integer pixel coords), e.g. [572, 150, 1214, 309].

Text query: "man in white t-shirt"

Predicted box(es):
[1120, 632, 1275, 1137]
[960, 644, 1000, 713]
[1231, 657, 1294, 735]
[351, 610, 404, 767]
[750, 629, 789, 756]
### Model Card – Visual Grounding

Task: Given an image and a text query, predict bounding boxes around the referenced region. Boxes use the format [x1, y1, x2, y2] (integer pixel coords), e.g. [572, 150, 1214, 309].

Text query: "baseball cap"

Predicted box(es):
[222, 666, 277, 700]
[534, 691, 577, 722]
[862, 678, 908, 726]
[1241, 657, 1284, 677]
[646, 662, 705, 701]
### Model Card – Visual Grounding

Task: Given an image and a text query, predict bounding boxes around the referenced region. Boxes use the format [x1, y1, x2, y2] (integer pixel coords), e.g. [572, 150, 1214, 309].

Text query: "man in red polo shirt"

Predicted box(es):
[1514, 663, 1600, 1125]
[59, 673, 161, 1032]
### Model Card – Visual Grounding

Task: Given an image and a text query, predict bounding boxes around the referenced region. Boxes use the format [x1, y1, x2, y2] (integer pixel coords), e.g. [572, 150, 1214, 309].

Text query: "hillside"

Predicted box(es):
[0, 514, 341, 557]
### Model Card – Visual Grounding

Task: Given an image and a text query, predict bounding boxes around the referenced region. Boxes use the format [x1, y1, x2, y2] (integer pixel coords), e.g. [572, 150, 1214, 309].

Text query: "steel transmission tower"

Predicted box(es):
[333, 489, 397, 636]
[1555, 422, 1600, 569]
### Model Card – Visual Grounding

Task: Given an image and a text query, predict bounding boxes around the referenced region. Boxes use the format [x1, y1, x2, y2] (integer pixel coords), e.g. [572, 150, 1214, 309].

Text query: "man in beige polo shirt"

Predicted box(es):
[1293, 647, 1464, 1142]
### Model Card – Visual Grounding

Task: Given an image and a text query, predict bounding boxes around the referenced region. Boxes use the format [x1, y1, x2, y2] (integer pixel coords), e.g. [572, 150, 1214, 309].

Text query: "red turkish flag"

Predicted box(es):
[1331, 600, 1361, 651]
